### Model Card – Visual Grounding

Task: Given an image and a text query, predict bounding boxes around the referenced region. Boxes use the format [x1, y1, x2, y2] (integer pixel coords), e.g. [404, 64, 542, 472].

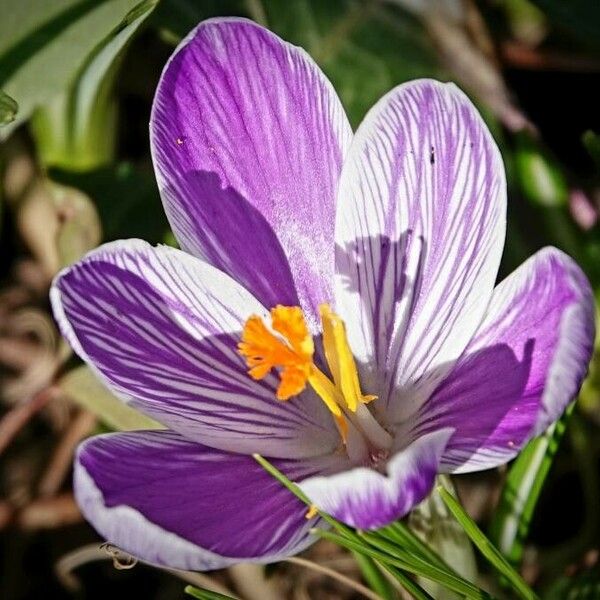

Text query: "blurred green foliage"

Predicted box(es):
[51, 162, 168, 243]
[544, 567, 600, 600]
[0, 90, 18, 127]
[529, 0, 600, 46]
[30, 0, 158, 170]
[0, 1, 146, 137]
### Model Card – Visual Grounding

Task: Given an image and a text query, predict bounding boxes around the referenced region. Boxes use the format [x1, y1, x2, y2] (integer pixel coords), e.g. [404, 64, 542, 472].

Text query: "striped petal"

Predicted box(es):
[412, 247, 595, 473]
[75, 430, 338, 570]
[299, 429, 453, 529]
[51, 239, 338, 459]
[151, 18, 352, 331]
[334, 80, 506, 421]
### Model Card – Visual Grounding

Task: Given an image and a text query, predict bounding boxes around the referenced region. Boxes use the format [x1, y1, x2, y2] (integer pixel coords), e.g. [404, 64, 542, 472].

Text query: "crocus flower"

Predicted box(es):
[51, 18, 595, 571]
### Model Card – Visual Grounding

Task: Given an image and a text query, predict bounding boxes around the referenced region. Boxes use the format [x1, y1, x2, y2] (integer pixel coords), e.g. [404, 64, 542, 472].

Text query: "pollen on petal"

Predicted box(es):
[305, 505, 319, 520]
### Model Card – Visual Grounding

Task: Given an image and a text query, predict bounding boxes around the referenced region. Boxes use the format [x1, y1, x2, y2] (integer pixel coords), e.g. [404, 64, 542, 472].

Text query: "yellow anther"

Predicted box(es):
[305, 505, 319, 520]
[319, 304, 377, 412]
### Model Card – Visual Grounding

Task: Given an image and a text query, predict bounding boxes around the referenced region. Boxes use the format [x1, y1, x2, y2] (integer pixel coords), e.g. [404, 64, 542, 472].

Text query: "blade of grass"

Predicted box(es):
[253, 454, 364, 540]
[438, 486, 538, 600]
[184, 584, 238, 600]
[254, 454, 489, 598]
[352, 551, 397, 600]
[359, 531, 492, 599]
[379, 521, 452, 572]
[313, 529, 490, 599]
[253, 455, 348, 533]
[489, 405, 573, 564]
[379, 564, 436, 600]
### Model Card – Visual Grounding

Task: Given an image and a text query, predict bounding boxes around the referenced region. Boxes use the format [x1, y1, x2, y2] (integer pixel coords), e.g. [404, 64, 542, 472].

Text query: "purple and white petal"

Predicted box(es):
[76, 430, 341, 570]
[151, 18, 352, 330]
[334, 80, 506, 421]
[411, 247, 594, 473]
[299, 429, 453, 529]
[51, 239, 338, 459]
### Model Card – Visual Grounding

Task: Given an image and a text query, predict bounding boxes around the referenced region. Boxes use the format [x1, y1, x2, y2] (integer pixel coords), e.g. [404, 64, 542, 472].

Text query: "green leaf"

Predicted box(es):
[352, 551, 397, 600]
[438, 486, 538, 600]
[378, 564, 435, 600]
[0, 89, 18, 126]
[0, 0, 146, 138]
[316, 529, 488, 599]
[514, 131, 568, 208]
[490, 406, 574, 565]
[377, 521, 454, 574]
[30, 0, 158, 170]
[58, 365, 163, 431]
[184, 585, 238, 600]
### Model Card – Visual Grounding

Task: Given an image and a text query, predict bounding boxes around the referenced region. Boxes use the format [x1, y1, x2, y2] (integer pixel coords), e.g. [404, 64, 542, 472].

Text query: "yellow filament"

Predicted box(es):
[319, 304, 377, 412]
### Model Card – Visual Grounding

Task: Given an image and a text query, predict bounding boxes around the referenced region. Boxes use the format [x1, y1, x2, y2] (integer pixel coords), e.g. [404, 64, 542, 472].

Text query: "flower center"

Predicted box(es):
[238, 304, 392, 462]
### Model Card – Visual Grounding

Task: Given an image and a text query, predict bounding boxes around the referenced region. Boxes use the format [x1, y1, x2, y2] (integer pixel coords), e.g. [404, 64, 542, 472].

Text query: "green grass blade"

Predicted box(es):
[254, 454, 489, 598]
[489, 406, 573, 564]
[379, 521, 452, 572]
[438, 487, 538, 600]
[314, 529, 490, 599]
[252, 454, 351, 535]
[359, 531, 491, 599]
[352, 551, 396, 600]
[184, 585, 237, 600]
[253, 454, 312, 503]
[379, 564, 436, 600]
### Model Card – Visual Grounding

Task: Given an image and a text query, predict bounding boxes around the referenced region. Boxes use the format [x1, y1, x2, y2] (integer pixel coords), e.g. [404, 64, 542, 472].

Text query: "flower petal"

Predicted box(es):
[299, 429, 453, 529]
[334, 79, 506, 420]
[151, 18, 352, 330]
[412, 247, 595, 473]
[51, 239, 338, 458]
[75, 430, 338, 570]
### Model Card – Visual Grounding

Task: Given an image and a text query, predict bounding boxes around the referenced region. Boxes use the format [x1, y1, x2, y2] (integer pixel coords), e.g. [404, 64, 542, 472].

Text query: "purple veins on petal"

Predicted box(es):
[150, 17, 352, 330]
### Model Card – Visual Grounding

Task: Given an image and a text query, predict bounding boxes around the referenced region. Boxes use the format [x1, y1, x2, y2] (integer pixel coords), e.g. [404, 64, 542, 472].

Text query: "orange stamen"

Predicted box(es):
[238, 306, 313, 400]
[238, 304, 383, 450]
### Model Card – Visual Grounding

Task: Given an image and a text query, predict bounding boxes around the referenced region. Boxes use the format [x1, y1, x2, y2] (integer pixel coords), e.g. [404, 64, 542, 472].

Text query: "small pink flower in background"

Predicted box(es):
[570, 188, 597, 230]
